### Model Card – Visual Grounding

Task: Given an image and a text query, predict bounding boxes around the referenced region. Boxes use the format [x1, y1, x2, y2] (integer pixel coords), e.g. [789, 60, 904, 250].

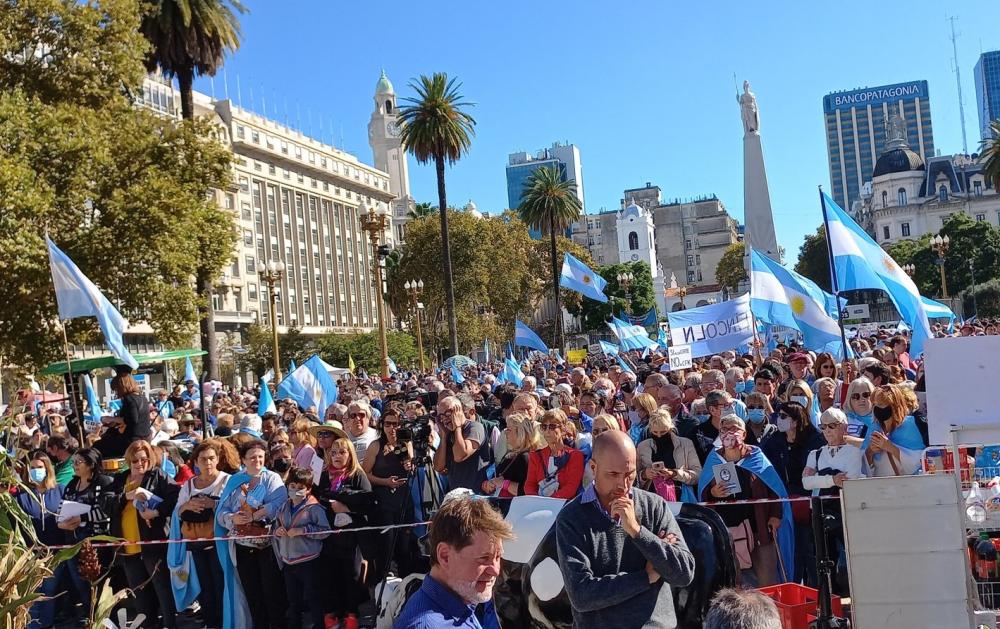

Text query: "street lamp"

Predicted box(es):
[931, 234, 950, 298]
[902, 263, 915, 276]
[617, 271, 635, 315]
[677, 285, 689, 310]
[404, 279, 426, 373]
[359, 203, 391, 379]
[954, 154, 973, 212]
[261, 260, 284, 382]
[970, 259, 979, 319]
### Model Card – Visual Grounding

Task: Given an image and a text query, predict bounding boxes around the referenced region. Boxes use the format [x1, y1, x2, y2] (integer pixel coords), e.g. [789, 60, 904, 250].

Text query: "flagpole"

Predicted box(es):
[59, 321, 84, 444]
[818, 187, 851, 362]
[750, 313, 765, 367]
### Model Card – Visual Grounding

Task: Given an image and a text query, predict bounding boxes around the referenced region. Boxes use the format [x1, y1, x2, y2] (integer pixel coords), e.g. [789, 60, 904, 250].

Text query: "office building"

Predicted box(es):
[975, 51, 1000, 141]
[823, 80, 935, 211]
[137, 74, 396, 342]
[506, 142, 585, 212]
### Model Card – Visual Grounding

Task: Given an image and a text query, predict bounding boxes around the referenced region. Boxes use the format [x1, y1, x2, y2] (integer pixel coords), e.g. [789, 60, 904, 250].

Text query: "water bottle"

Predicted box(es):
[967, 482, 988, 524]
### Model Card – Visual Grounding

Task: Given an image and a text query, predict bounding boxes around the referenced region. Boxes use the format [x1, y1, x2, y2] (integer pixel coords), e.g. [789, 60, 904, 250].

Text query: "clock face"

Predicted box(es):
[631, 253, 639, 261]
[386, 121, 401, 138]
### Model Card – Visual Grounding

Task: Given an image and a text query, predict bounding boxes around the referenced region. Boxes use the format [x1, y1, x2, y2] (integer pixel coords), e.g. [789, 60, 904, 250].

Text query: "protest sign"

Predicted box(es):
[667, 294, 754, 358]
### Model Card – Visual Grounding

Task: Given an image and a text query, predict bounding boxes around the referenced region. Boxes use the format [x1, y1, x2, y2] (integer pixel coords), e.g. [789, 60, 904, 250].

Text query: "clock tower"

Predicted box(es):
[368, 70, 413, 241]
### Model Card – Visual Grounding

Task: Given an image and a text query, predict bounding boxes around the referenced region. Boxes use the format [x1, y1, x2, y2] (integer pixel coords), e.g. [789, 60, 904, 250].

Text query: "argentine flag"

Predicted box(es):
[276, 355, 338, 413]
[387, 357, 399, 374]
[451, 366, 465, 384]
[514, 320, 549, 353]
[560, 253, 608, 303]
[184, 357, 197, 383]
[598, 340, 620, 356]
[258, 378, 276, 416]
[822, 192, 931, 356]
[497, 357, 524, 387]
[608, 316, 658, 352]
[750, 250, 848, 359]
[46, 236, 138, 368]
[83, 375, 104, 421]
[920, 296, 956, 332]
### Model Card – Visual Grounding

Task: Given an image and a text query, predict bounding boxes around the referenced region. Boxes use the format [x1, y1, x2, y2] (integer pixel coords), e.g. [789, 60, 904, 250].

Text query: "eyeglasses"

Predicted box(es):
[540, 423, 561, 431]
[820, 423, 843, 430]
[348, 413, 366, 420]
[383, 421, 400, 428]
[850, 392, 871, 400]
[592, 427, 608, 436]
[131, 456, 150, 465]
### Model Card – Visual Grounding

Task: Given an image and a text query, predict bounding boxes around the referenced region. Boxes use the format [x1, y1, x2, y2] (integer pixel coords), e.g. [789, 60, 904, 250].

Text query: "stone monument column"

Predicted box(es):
[740, 81, 780, 261]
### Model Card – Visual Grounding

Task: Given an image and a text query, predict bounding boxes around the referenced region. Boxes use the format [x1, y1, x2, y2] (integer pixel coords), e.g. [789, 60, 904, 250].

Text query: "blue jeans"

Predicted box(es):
[30, 562, 67, 628]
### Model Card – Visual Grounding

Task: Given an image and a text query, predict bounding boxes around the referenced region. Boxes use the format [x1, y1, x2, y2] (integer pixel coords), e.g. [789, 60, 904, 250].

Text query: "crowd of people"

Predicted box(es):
[3, 327, 940, 628]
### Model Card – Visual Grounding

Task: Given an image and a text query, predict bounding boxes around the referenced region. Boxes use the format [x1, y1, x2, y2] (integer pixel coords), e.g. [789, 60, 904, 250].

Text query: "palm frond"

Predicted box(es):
[140, 0, 247, 77]
[980, 120, 1000, 191]
[397, 73, 476, 165]
[516, 165, 582, 234]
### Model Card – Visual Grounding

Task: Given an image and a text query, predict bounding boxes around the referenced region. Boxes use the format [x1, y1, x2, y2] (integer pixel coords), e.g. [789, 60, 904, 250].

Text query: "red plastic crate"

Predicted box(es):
[757, 583, 844, 629]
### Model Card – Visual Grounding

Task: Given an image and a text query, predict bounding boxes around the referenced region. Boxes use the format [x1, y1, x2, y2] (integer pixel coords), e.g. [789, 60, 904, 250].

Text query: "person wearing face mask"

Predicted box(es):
[698, 416, 793, 588]
[725, 367, 749, 401]
[743, 392, 778, 446]
[637, 410, 702, 503]
[842, 377, 875, 440]
[269, 442, 294, 480]
[782, 379, 817, 426]
[862, 384, 925, 477]
[273, 467, 332, 629]
[628, 393, 658, 445]
[760, 401, 825, 586]
[16, 452, 64, 629]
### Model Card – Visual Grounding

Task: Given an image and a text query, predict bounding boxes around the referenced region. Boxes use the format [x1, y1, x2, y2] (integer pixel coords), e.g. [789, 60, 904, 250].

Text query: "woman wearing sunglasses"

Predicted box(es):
[843, 377, 875, 439]
[482, 412, 543, 497]
[637, 410, 702, 503]
[524, 409, 585, 499]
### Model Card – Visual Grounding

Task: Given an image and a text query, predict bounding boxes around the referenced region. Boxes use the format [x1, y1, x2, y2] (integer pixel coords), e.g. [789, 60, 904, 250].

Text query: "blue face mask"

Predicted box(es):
[29, 468, 46, 484]
[734, 381, 747, 394]
[695, 413, 710, 423]
[747, 408, 767, 423]
[744, 381, 755, 393]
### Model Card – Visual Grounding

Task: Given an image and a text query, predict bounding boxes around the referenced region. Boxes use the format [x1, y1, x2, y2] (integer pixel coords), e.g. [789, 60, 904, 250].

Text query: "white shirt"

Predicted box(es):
[802, 443, 864, 493]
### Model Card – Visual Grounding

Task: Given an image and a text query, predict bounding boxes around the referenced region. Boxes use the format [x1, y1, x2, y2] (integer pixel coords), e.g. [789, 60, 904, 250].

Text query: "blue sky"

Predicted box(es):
[194, 0, 999, 261]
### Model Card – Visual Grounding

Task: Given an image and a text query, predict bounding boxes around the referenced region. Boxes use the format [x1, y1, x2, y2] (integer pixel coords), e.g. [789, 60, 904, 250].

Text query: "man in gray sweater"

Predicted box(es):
[555, 430, 696, 628]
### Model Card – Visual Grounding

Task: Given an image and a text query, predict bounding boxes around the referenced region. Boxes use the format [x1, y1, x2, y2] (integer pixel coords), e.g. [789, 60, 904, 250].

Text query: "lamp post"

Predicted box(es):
[931, 234, 950, 299]
[404, 279, 425, 373]
[970, 259, 979, 319]
[954, 153, 973, 213]
[677, 285, 689, 310]
[617, 271, 635, 315]
[360, 204, 391, 379]
[902, 263, 915, 277]
[261, 260, 284, 382]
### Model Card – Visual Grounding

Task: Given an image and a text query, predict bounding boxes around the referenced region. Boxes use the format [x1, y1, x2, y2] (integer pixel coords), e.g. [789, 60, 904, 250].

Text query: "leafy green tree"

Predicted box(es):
[140, 0, 246, 380]
[572, 262, 656, 331]
[981, 120, 1000, 191]
[316, 331, 422, 374]
[794, 226, 832, 293]
[407, 202, 436, 220]
[384, 210, 547, 357]
[397, 73, 476, 356]
[517, 166, 583, 350]
[237, 324, 314, 378]
[716, 242, 748, 292]
[960, 278, 1000, 319]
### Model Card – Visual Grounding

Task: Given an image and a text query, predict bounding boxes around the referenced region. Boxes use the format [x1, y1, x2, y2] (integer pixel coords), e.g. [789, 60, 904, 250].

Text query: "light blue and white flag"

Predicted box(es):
[608, 316, 659, 352]
[750, 250, 849, 359]
[184, 357, 197, 383]
[451, 366, 465, 384]
[656, 327, 669, 349]
[83, 375, 104, 421]
[288, 359, 297, 374]
[667, 293, 754, 359]
[822, 192, 932, 356]
[598, 340, 620, 356]
[276, 355, 338, 414]
[514, 320, 549, 353]
[615, 354, 635, 374]
[484, 338, 491, 364]
[498, 357, 524, 387]
[46, 236, 138, 368]
[920, 296, 956, 332]
[560, 253, 608, 303]
[261, 368, 274, 384]
[387, 357, 399, 374]
[257, 378, 276, 416]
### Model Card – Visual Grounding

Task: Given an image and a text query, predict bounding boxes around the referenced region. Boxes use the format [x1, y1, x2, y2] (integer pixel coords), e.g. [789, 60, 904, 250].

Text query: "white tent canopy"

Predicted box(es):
[316, 357, 351, 379]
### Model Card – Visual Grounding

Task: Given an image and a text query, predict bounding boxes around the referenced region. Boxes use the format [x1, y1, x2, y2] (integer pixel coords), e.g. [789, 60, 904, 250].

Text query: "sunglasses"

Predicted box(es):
[348, 413, 366, 419]
[820, 423, 843, 430]
[851, 392, 871, 400]
[383, 421, 400, 427]
[316, 431, 335, 438]
[591, 428, 608, 436]
[540, 423, 561, 431]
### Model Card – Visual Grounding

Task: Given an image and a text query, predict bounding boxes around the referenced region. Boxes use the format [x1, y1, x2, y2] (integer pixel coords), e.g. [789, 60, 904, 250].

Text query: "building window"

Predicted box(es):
[686, 254, 694, 266]
[901, 222, 910, 237]
[977, 213, 986, 222]
[938, 185, 947, 203]
[628, 231, 639, 250]
[243, 229, 254, 246]
[975, 180, 983, 197]
[897, 188, 907, 206]
[882, 225, 890, 241]
[224, 194, 234, 209]
[248, 283, 257, 301]
[685, 239, 692, 250]
[245, 255, 256, 273]
[882, 191, 888, 208]
[236, 125, 245, 139]
[251, 130, 259, 144]
[238, 176, 249, 192]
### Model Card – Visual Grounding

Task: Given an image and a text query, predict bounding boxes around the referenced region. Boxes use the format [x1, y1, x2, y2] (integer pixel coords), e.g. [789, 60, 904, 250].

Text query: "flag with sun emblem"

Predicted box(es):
[750, 249, 850, 359]
[821, 192, 932, 356]
[560, 252, 609, 303]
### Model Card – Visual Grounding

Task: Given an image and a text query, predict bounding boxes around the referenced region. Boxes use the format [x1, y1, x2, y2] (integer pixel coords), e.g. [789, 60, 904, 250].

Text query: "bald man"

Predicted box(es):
[555, 431, 695, 629]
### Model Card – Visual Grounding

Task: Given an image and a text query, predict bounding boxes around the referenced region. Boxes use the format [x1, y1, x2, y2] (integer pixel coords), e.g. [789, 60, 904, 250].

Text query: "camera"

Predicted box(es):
[395, 414, 435, 466]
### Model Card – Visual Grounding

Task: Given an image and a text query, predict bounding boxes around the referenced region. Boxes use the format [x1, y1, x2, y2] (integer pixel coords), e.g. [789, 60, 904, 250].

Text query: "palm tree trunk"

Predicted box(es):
[436, 154, 459, 355]
[550, 212, 562, 353]
[177, 67, 195, 120]
[196, 271, 219, 381]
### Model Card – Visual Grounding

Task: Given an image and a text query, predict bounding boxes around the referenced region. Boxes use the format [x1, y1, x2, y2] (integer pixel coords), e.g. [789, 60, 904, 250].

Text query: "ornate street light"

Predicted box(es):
[260, 260, 284, 381]
[359, 204, 391, 379]
[931, 234, 950, 298]
[902, 263, 915, 276]
[404, 279, 426, 373]
[617, 271, 635, 315]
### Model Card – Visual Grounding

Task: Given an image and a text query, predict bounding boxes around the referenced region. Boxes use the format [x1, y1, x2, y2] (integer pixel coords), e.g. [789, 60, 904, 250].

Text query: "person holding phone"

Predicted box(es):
[637, 410, 702, 503]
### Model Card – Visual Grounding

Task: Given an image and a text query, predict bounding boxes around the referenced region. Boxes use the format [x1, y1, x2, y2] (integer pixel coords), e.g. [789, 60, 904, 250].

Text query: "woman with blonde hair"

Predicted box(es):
[864, 384, 926, 476]
[524, 409, 585, 499]
[289, 417, 318, 469]
[629, 392, 659, 443]
[483, 411, 542, 497]
[637, 409, 702, 502]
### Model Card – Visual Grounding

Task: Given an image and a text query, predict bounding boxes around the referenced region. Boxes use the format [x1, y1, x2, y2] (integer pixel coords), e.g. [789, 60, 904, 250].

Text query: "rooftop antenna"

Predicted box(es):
[210, 76, 216, 101]
[948, 15, 969, 155]
[223, 67, 229, 100]
[236, 73, 243, 108]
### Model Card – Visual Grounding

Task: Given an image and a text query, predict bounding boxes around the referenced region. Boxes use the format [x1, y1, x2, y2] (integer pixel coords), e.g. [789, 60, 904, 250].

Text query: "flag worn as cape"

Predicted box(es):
[168, 509, 200, 611]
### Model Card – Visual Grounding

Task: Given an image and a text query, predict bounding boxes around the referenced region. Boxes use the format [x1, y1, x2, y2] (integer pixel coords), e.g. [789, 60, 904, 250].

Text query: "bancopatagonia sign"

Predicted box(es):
[824, 81, 928, 112]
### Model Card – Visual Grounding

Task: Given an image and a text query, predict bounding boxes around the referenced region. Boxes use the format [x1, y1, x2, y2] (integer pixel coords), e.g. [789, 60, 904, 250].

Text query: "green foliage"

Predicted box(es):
[960, 278, 1000, 319]
[237, 324, 313, 378]
[981, 121, 1000, 191]
[716, 242, 748, 291]
[571, 261, 656, 331]
[794, 226, 832, 293]
[316, 331, 422, 374]
[384, 210, 548, 355]
[0, 1, 236, 370]
[407, 202, 436, 220]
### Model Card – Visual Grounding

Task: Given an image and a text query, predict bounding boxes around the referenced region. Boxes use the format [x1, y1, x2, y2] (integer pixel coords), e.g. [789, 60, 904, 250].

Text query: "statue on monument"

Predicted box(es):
[738, 80, 759, 134]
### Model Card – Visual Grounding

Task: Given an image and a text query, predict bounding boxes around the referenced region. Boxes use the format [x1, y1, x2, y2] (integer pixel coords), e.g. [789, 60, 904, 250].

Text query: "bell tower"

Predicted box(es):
[368, 70, 413, 242]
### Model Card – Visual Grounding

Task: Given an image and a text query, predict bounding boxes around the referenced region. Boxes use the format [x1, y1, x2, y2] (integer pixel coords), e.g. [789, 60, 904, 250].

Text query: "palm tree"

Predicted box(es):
[407, 202, 436, 220]
[140, 0, 246, 380]
[397, 73, 476, 356]
[981, 120, 1000, 191]
[517, 166, 582, 351]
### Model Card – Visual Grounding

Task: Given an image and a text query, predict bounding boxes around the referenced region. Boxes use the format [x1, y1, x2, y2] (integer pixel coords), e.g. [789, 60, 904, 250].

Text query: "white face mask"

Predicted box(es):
[290, 489, 307, 502]
[791, 395, 809, 408]
[776, 417, 793, 433]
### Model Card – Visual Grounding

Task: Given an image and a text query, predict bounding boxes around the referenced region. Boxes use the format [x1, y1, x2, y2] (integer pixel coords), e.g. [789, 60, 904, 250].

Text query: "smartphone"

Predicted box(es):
[652, 462, 666, 472]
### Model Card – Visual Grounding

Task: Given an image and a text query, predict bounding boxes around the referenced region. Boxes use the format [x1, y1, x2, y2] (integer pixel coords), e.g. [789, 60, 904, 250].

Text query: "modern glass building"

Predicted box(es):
[823, 80, 934, 211]
[975, 51, 1000, 141]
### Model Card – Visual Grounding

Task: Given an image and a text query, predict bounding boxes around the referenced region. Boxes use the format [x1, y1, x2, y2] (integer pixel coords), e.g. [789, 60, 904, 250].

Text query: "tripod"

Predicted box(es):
[810, 496, 849, 628]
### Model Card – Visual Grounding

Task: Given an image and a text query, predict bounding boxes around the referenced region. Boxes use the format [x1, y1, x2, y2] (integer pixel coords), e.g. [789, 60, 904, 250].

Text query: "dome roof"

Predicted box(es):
[873, 148, 925, 177]
[375, 69, 394, 95]
[464, 199, 482, 219]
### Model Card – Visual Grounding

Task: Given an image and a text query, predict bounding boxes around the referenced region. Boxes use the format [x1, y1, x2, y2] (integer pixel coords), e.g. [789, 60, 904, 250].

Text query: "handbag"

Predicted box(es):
[181, 481, 218, 539]
[233, 482, 270, 537]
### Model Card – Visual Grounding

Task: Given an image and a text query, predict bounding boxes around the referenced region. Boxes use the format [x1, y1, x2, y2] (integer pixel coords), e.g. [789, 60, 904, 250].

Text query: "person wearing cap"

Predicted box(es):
[698, 415, 792, 588]
[154, 389, 174, 422]
[786, 353, 813, 384]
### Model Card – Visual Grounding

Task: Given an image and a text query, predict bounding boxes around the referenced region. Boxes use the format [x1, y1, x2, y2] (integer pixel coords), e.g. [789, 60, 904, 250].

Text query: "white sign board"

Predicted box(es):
[842, 304, 870, 319]
[925, 336, 1000, 446]
[667, 344, 693, 370]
